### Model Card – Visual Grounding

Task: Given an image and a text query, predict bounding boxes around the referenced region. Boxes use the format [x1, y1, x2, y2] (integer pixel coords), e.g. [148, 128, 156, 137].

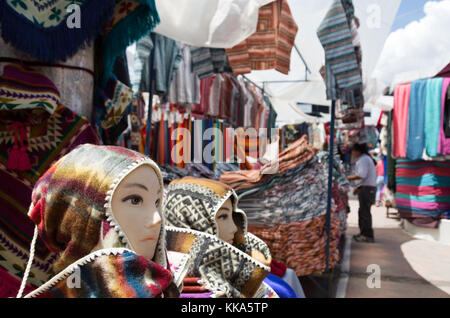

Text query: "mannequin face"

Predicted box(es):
[111, 165, 162, 260]
[215, 198, 237, 244]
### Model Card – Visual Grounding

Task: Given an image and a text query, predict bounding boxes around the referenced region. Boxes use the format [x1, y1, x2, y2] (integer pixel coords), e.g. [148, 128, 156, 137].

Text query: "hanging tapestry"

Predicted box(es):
[0, 64, 100, 298]
[0, 0, 115, 62]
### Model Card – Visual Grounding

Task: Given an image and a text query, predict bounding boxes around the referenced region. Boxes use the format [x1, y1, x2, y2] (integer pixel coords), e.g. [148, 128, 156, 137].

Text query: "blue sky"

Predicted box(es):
[390, 0, 437, 31]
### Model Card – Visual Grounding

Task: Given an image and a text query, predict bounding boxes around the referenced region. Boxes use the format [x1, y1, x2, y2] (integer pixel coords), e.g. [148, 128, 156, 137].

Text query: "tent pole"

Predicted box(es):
[145, 33, 156, 157]
[325, 99, 336, 274]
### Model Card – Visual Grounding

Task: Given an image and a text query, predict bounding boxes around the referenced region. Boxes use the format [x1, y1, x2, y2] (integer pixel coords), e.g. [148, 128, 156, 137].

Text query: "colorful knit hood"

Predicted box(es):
[163, 177, 272, 298]
[19, 144, 176, 298]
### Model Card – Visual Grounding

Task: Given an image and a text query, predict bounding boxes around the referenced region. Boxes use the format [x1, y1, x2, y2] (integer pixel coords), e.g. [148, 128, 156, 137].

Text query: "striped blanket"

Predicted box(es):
[317, 0, 363, 102]
[395, 159, 450, 228]
[226, 0, 298, 75]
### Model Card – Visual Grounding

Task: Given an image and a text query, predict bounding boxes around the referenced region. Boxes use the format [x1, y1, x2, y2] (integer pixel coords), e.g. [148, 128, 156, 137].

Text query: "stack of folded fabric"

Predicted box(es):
[395, 159, 450, 228]
[160, 163, 218, 185]
[223, 136, 344, 276]
[160, 164, 190, 184]
[185, 163, 217, 179]
[220, 135, 317, 191]
[248, 215, 341, 277]
[318, 151, 351, 233]
[214, 162, 240, 179]
[237, 157, 329, 226]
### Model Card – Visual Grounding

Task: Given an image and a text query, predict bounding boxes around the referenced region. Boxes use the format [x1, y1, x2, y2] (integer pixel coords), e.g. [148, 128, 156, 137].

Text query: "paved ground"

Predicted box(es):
[342, 200, 450, 298]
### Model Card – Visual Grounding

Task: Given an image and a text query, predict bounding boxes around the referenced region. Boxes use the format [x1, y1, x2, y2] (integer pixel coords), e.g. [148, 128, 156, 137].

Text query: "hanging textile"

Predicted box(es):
[0, 0, 114, 62]
[438, 79, 450, 154]
[226, 0, 298, 76]
[132, 33, 182, 101]
[129, 95, 145, 151]
[93, 76, 133, 145]
[190, 47, 231, 79]
[0, 64, 100, 297]
[100, 0, 160, 86]
[168, 44, 201, 105]
[424, 78, 444, 157]
[387, 111, 396, 191]
[317, 0, 363, 103]
[395, 159, 450, 228]
[406, 79, 427, 160]
[392, 77, 450, 160]
[392, 83, 411, 158]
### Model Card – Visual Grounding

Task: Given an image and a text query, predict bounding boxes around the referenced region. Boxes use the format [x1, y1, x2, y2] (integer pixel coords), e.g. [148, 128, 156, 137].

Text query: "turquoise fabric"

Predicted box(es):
[406, 79, 427, 160]
[424, 78, 444, 157]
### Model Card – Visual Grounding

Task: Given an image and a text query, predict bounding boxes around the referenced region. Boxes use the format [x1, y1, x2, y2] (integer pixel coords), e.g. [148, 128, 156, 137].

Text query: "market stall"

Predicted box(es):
[0, 0, 401, 299]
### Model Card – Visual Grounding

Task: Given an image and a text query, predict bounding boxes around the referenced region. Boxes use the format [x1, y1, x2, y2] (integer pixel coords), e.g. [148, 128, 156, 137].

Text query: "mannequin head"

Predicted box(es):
[215, 198, 238, 244]
[111, 164, 162, 260]
[28, 144, 168, 273]
[164, 177, 246, 247]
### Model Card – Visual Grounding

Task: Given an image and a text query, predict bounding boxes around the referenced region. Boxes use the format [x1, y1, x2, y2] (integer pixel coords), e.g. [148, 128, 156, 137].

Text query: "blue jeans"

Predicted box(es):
[376, 175, 385, 201]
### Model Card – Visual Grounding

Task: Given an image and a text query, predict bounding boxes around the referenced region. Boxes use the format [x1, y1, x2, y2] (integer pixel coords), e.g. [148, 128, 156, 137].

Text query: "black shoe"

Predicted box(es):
[353, 235, 374, 243]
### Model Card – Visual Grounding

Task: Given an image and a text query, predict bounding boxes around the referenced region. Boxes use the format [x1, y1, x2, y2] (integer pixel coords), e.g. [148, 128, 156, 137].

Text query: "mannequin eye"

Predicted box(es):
[218, 214, 228, 220]
[122, 195, 143, 206]
[155, 198, 161, 208]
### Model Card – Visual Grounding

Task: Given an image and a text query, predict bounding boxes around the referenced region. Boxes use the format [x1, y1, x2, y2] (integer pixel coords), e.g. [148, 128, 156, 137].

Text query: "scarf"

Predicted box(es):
[163, 177, 271, 298]
[20, 144, 176, 297]
[0, 0, 114, 62]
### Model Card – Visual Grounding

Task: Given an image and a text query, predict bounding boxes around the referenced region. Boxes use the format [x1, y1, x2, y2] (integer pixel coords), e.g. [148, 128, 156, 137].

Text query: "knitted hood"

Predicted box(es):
[163, 177, 272, 297]
[19, 144, 175, 298]
[164, 177, 247, 246]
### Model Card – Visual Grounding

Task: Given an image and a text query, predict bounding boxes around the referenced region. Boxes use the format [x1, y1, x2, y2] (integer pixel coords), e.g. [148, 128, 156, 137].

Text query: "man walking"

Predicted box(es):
[346, 143, 377, 243]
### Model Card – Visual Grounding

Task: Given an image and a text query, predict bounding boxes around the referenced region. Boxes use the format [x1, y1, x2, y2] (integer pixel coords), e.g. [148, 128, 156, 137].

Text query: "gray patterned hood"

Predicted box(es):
[163, 177, 272, 297]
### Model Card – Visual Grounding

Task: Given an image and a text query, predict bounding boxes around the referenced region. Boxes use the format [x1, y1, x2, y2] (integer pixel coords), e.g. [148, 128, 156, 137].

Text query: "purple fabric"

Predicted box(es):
[438, 78, 450, 154]
[395, 197, 450, 210]
[435, 63, 450, 78]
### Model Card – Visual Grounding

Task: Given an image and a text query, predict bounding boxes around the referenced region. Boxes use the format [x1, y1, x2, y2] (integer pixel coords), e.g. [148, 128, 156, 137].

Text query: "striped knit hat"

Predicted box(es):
[27, 144, 167, 273]
[0, 63, 60, 114]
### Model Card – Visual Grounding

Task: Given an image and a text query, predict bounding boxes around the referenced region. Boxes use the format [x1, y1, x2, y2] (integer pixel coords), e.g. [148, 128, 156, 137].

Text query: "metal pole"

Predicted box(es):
[325, 99, 336, 272]
[294, 44, 311, 75]
[145, 33, 156, 156]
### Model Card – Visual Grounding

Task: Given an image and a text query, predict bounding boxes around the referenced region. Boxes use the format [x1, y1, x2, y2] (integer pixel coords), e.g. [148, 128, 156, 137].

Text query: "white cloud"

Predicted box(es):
[372, 0, 450, 86]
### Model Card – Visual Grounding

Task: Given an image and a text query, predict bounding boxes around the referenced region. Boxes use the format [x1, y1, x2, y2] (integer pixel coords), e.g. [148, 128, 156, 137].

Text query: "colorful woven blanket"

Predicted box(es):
[0, 63, 60, 114]
[0, 64, 100, 297]
[395, 159, 450, 228]
[317, 0, 363, 101]
[0, 0, 115, 62]
[0, 104, 100, 297]
[93, 76, 132, 144]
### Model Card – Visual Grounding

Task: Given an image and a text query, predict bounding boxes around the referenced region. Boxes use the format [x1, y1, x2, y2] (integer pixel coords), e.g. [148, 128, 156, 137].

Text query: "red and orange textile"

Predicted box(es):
[226, 0, 298, 75]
